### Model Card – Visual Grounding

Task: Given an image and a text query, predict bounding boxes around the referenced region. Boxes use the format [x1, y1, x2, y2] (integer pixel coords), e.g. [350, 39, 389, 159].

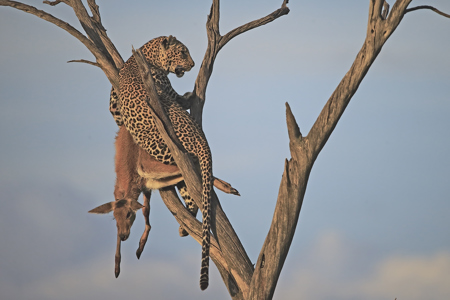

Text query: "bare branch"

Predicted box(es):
[285, 102, 303, 162]
[308, 0, 414, 157]
[68, 0, 123, 69]
[43, 0, 68, 6]
[84, 0, 120, 64]
[87, 0, 102, 25]
[220, 2, 290, 50]
[191, 0, 290, 125]
[210, 0, 220, 36]
[67, 59, 99, 67]
[372, 0, 385, 19]
[406, 5, 450, 18]
[285, 102, 302, 142]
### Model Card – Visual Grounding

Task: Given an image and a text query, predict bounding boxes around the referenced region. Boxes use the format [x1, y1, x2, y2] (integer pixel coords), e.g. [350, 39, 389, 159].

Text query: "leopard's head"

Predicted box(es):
[142, 36, 195, 77]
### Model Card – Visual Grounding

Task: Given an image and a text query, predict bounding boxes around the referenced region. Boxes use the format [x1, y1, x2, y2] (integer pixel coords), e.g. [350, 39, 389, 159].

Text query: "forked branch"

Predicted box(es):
[248, 1, 449, 299]
[191, 0, 290, 124]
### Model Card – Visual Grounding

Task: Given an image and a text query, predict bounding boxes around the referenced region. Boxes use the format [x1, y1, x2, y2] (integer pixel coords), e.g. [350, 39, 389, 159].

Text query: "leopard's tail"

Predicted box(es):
[199, 153, 212, 291]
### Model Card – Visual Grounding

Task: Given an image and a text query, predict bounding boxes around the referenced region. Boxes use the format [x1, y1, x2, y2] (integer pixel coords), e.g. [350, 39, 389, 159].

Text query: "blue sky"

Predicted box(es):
[1, 0, 449, 299]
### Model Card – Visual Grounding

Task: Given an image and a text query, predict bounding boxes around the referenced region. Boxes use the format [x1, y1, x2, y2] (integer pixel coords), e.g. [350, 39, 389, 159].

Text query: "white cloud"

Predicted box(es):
[276, 230, 450, 300]
[357, 252, 450, 300]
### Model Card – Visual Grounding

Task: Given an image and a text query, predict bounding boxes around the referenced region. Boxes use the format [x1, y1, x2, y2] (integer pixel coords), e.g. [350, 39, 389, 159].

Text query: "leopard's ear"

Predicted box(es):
[161, 36, 170, 51]
[159, 37, 170, 61]
[167, 35, 177, 45]
[160, 36, 177, 55]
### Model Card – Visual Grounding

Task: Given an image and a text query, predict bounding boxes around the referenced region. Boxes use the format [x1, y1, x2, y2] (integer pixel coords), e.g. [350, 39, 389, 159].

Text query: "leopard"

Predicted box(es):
[109, 39, 196, 236]
[116, 35, 212, 290]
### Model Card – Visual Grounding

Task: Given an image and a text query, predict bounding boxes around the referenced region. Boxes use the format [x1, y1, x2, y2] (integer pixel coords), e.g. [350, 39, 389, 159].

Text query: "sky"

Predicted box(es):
[0, 0, 449, 299]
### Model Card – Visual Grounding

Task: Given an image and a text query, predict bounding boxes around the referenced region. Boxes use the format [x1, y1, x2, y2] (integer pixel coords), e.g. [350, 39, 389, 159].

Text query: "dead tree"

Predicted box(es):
[1, 0, 448, 299]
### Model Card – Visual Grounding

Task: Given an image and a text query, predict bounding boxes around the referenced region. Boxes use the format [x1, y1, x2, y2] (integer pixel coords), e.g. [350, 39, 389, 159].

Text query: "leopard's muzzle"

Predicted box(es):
[175, 61, 195, 78]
